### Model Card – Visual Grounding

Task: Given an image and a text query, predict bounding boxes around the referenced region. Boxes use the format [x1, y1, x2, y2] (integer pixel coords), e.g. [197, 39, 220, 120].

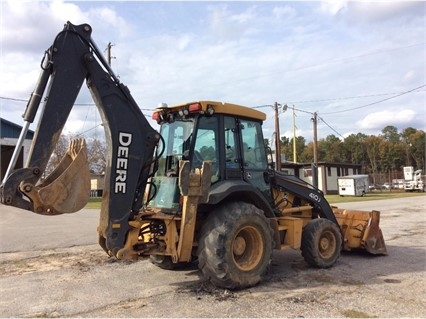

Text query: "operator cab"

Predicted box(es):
[148, 101, 270, 212]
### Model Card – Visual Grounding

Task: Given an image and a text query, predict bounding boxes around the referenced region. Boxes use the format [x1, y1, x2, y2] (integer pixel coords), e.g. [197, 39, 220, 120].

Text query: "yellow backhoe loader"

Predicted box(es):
[1, 22, 386, 290]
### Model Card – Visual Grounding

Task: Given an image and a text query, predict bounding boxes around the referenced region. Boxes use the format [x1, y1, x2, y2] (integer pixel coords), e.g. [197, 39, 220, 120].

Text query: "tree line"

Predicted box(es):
[49, 125, 424, 184]
[268, 125, 425, 183]
[47, 135, 106, 176]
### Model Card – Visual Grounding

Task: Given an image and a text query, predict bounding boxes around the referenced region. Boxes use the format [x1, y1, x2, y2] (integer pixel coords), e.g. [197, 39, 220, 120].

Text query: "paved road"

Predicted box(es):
[329, 195, 426, 211]
[0, 196, 425, 318]
[1, 196, 425, 253]
[0, 206, 99, 253]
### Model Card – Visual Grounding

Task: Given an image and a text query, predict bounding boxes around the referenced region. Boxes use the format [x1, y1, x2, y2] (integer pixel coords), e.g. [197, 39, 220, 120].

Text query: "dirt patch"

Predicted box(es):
[0, 247, 109, 277]
[1, 197, 425, 317]
[1, 243, 424, 318]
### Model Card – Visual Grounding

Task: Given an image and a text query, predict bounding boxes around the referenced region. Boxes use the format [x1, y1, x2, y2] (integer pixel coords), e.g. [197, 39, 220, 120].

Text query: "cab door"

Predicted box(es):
[238, 118, 270, 196]
[223, 116, 269, 195]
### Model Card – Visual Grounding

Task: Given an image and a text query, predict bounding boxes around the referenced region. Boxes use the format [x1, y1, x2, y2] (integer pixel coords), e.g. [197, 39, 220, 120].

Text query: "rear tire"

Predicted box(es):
[301, 219, 342, 268]
[197, 201, 273, 290]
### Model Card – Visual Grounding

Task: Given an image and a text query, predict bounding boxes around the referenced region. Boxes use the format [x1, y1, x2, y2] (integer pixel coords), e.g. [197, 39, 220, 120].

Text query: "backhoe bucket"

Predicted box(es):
[20, 138, 91, 215]
[333, 208, 387, 255]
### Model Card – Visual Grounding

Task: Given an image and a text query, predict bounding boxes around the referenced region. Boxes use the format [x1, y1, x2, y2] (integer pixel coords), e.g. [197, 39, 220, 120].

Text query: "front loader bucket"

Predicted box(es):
[20, 138, 91, 215]
[333, 208, 387, 255]
[362, 210, 387, 255]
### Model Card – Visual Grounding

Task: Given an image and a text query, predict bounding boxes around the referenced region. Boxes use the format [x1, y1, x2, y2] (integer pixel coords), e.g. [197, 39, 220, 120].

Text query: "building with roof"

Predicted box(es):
[1, 118, 34, 180]
[281, 161, 363, 195]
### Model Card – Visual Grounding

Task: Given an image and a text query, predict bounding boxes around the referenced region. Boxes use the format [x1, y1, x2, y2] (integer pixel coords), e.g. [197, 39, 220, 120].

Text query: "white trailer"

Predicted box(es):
[338, 175, 369, 196]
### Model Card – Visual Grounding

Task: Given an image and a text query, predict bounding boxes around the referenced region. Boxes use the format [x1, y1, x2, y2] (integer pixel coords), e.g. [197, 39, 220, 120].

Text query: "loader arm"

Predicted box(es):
[268, 170, 387, 255]
[267, 170, 339, 225]
[0, 22, 160, 257]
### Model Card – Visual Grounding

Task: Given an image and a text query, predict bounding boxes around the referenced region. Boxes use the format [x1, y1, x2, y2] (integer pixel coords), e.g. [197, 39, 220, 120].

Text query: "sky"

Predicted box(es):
[0, 0, 425, 148]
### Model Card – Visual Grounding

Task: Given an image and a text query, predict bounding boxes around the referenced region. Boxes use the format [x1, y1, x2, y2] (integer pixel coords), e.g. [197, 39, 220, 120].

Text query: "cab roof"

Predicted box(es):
[158, 101, 266, 122]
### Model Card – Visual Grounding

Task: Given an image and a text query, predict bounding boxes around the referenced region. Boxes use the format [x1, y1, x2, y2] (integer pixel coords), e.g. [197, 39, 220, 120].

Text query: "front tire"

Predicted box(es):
[197, 202, 273, 290]
[301, 218, 342, 268]
[149, 255, 190, 270]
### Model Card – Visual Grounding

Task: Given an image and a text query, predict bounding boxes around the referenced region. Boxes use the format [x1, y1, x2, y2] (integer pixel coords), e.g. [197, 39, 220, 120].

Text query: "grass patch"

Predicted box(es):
[342, 309, 378, 318]
[85, 191, 425, 209]
[325, 190, 425, 204]
[85, 197, 102, 209]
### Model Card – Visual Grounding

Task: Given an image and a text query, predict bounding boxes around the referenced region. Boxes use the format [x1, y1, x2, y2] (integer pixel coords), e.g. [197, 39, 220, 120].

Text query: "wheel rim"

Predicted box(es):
[318, 230, 336, 259]
[232, 226, 264, 271]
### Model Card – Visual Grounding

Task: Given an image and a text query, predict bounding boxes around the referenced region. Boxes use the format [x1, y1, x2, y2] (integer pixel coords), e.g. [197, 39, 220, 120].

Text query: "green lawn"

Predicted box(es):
[85, 190, 425, 209]
[325, 190, 425, 204]
[86, 197, 102, 209]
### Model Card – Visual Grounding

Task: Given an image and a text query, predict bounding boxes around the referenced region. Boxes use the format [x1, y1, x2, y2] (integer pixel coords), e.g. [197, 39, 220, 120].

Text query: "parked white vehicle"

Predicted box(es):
[338, 175, 369, 196]
[403, 167, 425, 192]
[392, 179, 405, 189]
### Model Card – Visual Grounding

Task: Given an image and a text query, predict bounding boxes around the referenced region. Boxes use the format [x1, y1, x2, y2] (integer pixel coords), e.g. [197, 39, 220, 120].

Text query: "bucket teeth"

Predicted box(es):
[20, 138, 90, 215]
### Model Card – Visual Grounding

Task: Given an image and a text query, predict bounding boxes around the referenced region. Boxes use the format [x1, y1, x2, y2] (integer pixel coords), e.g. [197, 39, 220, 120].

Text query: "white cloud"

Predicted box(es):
[176, 34, 193, 51]
[0, 1, 89, 133]
[272, 5, 296, 19]
[357, 109, 416, 130]
[207, 4, 258, 41]
[229, 5, 257, 23]
[402, 70, 416, 83]
[319, 0, 348, 16]
[1, 1, 81, 53]
[346, 2, 425, 24]
[86, 6, 133, 38]
[0, 1, 424, 143]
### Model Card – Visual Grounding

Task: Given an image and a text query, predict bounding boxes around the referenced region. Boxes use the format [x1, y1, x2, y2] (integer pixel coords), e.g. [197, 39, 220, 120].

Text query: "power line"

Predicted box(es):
[254, 84, 425, 144]
[0, 96, 96, 106]
[318, 116, 345, 139]
[252, 84, 425, 115]
[0, 96, 28, 102]
[0, 96, 156, 113]
[3, 84, 423, 113]
[67, 112, 154, 138]
[209, 42, 426, 86]
[253, 103, 314, 115]
[74, 123, 104, 138]
[2, 82, 423, 138]
[321, 84, 426, 115]
[119, 42, 426, 103]
[286, 89, 425, 104]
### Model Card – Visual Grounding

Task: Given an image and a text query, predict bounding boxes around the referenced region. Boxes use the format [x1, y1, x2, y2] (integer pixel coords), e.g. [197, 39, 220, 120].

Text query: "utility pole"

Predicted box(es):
[274, 102, 281, 171]
[106, 42, 115, 66]
[313, 112, 318, 166]
[312, 112, 318, 187]
[292, 105, 297, 163]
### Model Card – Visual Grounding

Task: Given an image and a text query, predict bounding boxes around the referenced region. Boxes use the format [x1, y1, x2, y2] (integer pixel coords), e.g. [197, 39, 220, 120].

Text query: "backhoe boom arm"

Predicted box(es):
[0, 22, 160, 257]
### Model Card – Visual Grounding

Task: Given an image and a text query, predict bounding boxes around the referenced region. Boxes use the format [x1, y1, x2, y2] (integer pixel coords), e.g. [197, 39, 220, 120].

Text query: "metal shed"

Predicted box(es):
[1, 118, 34, 180]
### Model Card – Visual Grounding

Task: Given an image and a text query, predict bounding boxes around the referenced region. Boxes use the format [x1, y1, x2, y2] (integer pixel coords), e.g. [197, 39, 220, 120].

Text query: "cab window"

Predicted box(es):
[240, 119, 267, 169]
[193, 116, 219, 182]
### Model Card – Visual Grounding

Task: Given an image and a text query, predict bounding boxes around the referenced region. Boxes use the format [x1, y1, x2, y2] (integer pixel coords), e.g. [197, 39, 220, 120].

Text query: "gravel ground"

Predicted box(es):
[0, 196, 425, 318]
